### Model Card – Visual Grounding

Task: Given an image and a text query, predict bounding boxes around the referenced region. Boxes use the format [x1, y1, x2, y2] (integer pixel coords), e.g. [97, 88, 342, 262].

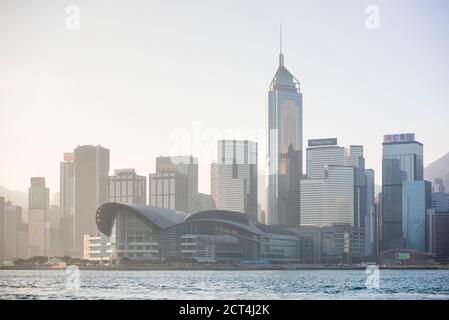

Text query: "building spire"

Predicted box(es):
[279, 24, 284, 67]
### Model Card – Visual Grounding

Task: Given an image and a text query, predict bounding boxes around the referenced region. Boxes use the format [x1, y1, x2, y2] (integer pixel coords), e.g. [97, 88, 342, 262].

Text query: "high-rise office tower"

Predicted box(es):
[16, 222, 29, 260]
[211, 140, 258, 220]
[266, 34, 303, 226]
[60, 153, 74, 214]
[302, 139, 372, 230]
[149, 172, 188, 211]
[3, 202, 22, 261]
[381, 133, 423, 251]
[156, 156, 198, 198]
[365, 169, 376, 256]
[345, 145, 367, 230]
[306, 138, 343, 179]
[402, 180, 431, 252]
[427, 210, 449, 262]
[348, 146, 371, 257]
[149, 156, 198, 212]
[28, 177, 50, 257]
[432, 192, 449, 212]
[74, 145, 110, 257]
[0, 197, 5, 263]
[375, 192, 383, 257]
[109, 169, 146, 205]
[156, 156, 198, 212]
[427, 192, 449, 261]
[301, 165, 355, 226]
[60, 152, 75, 255]
[47, 204, 60, 256]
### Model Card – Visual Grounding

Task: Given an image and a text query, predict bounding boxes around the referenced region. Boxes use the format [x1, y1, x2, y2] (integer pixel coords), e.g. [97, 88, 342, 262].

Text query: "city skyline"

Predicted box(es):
[2, 1, 449, 304]
[1, 0, 449, 195]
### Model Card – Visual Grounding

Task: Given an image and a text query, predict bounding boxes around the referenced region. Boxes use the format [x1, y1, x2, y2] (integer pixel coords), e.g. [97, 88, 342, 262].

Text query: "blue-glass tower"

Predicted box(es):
[266, 38, 303, 226]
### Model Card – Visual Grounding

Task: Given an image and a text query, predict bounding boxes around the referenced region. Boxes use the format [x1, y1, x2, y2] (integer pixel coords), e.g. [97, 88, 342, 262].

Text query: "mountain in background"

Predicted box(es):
[0, 185, 28, 208]
[425, 152, 449, 191]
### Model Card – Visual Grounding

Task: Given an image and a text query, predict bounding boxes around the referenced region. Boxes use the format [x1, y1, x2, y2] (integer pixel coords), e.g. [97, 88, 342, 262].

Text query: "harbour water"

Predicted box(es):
[1, 269, 449, 300]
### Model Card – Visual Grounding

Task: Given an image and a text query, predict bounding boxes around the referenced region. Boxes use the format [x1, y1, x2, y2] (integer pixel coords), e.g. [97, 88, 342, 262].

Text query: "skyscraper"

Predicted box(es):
[28, 177, 50, 257]
[74, 145, 110, 257]
[402, 180, 431, 252]
[3, 202, 22, 261]
[0, 197, 5, 263]
[432, 192, 449, 212]
[16, 222, 29, 260]
[427, 192, 449, 261]
[149, 172, 188, 211]
[47, 204, 60, 256]
[149, 156, 198, 212]
[306, 138, 342, 179]
[381, 133, 423, 251]
[109, 169, 146, 205]
[301, 165, 355, 226]
[211, 140, 258, 220]
[266, 34, 303, 226]
[302, 138, 372, 231]
[156, 156, 198, 198]
[345, 145, 367, 230]
[376, 192, 383, 257]
[60, 153, 75, 215]
[365, 169, 376, 256]
[60, 152, 75, 255]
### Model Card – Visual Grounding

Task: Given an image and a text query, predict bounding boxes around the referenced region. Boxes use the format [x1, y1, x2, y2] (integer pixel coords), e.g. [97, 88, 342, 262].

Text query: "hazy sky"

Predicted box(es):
[1, 0, 448, 199]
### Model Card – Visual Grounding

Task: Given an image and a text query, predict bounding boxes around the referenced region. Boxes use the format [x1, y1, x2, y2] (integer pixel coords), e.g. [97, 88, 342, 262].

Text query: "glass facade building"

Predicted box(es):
[59, 153, 75, 255]
[365, 169, 376, 256]
[156, 156, 198, 199]
[346, 145, 367, 230]
[96, 203, 300, 263]
[306, 143, 345, 180]
[381, 134, 423, 251]
[432, 192, 449, 212]
[401, 180, 431, 252]
[266, 49, 303, 227]
[301, 166, 355, 226]
[301, 139, 373, 240]
[427, 209, 449, 262]
[60, 153, 74, 216]
[149, 155, 198, 213]
[294, 225, 365, 264]
[211, 140, 258, 221]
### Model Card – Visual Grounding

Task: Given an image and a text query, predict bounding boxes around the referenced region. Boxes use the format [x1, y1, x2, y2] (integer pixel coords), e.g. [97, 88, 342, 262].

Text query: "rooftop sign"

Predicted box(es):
[383, 133, 415, 143]
[308, 138, 338, 147]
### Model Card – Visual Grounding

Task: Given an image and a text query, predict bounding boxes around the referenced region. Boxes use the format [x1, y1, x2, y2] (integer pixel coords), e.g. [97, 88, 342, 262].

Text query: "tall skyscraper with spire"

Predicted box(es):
[266, 28, 303, 226]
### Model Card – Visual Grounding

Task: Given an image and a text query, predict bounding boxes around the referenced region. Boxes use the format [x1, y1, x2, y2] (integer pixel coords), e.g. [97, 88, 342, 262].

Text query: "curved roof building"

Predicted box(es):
[95, 203, 299, 262]
[96, 202, 187, 236]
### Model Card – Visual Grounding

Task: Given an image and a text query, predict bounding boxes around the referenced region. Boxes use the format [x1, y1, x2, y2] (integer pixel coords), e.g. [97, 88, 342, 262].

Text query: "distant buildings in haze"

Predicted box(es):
[73, 145, 110, 257]
[211, 140, 258, 221]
